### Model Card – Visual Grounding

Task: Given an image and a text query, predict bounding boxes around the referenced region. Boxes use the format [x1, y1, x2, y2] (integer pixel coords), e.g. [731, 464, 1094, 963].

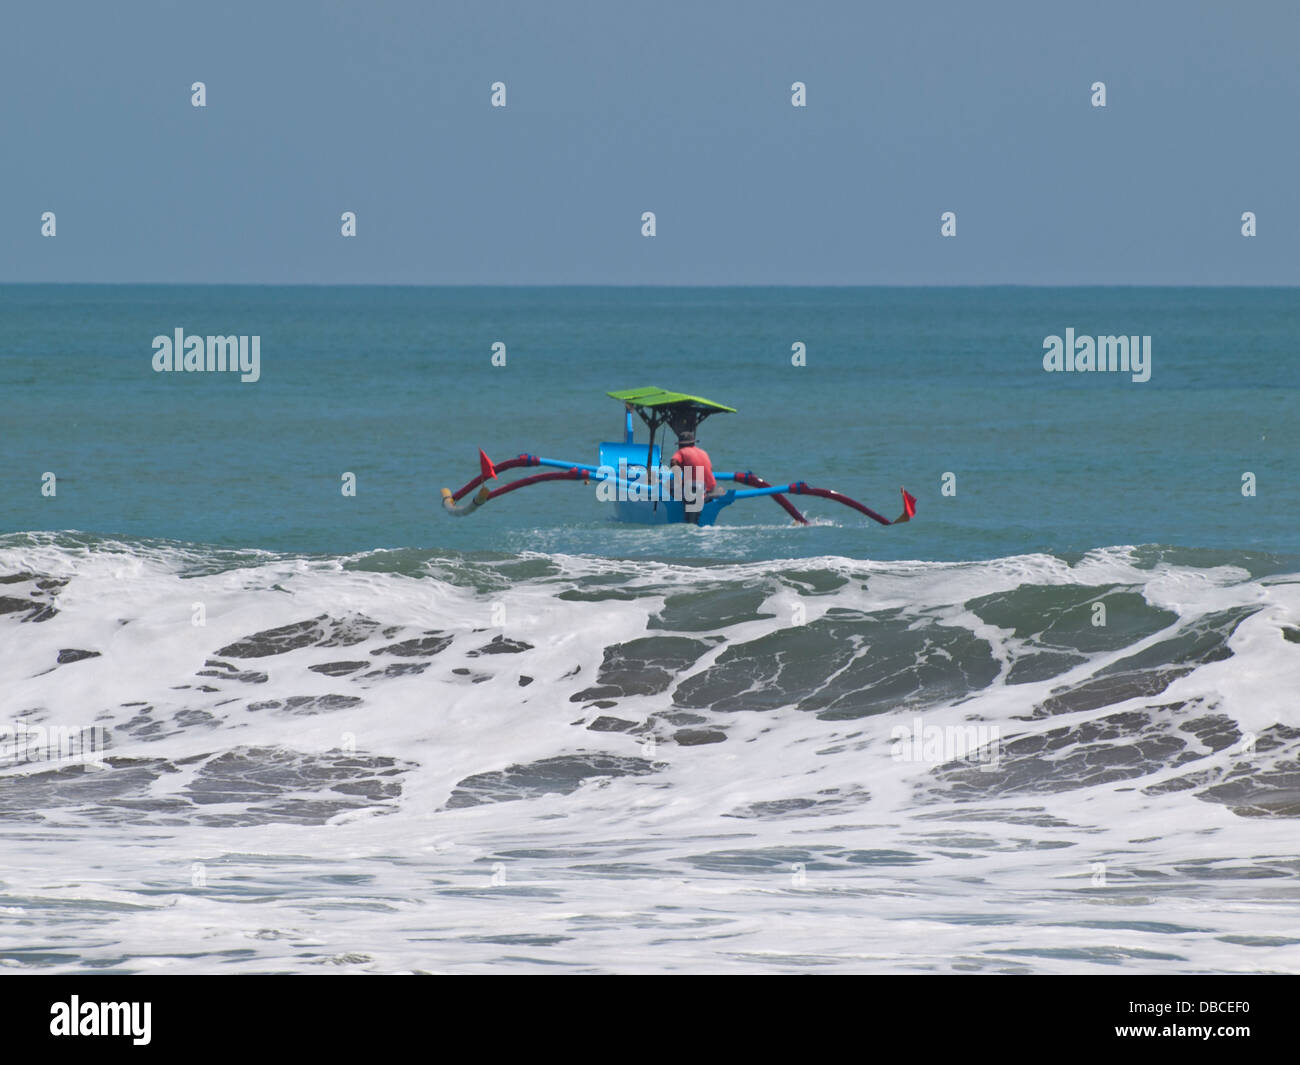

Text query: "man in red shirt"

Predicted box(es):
[669, 430, 723, 521]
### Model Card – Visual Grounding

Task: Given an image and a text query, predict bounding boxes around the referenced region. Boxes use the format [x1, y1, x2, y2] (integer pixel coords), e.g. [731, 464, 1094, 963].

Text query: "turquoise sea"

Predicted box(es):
[3, 285, 1296, 561]
[2, 285, 1298, 974]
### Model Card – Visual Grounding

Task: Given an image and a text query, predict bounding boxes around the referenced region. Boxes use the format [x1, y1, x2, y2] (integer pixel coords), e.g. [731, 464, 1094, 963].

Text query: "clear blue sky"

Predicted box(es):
[2, 0, 1296, 285]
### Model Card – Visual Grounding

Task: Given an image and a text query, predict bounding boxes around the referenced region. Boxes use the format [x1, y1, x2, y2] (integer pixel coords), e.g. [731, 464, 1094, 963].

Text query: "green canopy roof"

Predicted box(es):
[607, 387, 736, 414]
[609, 387, 736, 440]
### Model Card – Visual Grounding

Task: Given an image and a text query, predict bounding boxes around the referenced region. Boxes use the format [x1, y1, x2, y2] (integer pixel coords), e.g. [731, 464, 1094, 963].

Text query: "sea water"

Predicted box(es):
[1, 285, 1297, 973]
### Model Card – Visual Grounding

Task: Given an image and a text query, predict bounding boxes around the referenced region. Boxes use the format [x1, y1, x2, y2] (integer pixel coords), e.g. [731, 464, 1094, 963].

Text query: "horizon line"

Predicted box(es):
[2, 281, 1298, 290]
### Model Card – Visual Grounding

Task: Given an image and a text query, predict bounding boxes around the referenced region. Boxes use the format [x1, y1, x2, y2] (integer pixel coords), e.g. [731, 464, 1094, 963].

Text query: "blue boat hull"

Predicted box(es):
[611, 492, 736, 526]
[598, 441, 734, 526]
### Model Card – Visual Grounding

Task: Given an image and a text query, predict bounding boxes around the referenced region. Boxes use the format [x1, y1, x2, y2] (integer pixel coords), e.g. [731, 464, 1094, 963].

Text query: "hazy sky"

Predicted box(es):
[3, 0, 1297, 285]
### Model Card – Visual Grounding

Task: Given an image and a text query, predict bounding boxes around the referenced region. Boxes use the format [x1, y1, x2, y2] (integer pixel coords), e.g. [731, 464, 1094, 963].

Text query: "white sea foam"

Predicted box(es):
[1, 537, 1297, 973]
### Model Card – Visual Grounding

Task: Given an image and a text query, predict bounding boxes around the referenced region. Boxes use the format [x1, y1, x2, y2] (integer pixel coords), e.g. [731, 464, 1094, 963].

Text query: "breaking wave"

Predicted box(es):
[2, 531, 1298, 973]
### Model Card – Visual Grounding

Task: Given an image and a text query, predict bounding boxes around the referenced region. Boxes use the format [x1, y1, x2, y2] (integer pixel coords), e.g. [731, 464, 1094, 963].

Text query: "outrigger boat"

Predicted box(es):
[441, 387, 916, 528]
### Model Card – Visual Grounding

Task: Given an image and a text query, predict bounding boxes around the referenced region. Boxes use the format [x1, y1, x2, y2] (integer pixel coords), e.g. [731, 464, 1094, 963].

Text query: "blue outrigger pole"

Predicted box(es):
[441, 388, 916, 528]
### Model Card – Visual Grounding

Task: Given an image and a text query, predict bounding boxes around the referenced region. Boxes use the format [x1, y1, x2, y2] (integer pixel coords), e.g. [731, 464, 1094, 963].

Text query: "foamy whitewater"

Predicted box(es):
[2, 531, 1298, 974]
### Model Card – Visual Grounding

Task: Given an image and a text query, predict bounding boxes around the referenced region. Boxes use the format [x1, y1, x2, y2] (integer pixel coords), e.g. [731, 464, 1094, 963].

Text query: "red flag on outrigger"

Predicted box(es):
[897, 488, 917, 523]
[478, 449, 497, 481]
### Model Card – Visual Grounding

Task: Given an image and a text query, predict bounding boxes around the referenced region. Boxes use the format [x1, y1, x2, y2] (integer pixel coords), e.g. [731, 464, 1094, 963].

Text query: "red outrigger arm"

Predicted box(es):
[442, 462, 585, 517]
[731, 480, 916, 525]
[486, 469, 586, 499]
[732, 471, 809, 525]
[449, 454, 540, 502]
[787, 483, 916, 525]
[789, 482, 892, 525]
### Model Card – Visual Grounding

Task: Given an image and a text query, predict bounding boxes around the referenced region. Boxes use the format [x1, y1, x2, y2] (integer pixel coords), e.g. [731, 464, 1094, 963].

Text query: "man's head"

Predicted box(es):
[677, 431, 696, 447]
